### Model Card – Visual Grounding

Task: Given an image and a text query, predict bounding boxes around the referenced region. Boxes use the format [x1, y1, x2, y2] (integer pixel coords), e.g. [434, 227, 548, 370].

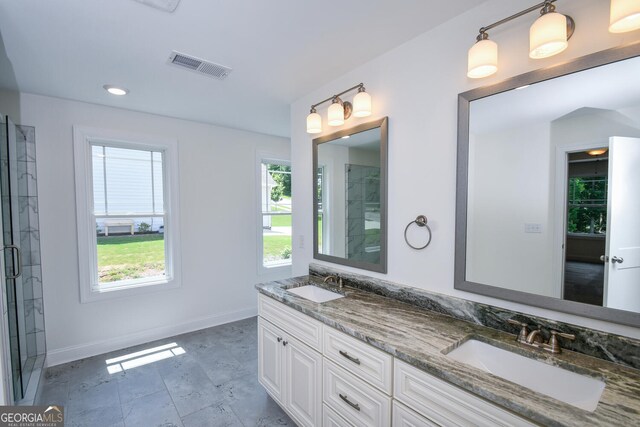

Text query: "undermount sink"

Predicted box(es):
[446, 339, 605, 412]
[287, 285, 344, 303]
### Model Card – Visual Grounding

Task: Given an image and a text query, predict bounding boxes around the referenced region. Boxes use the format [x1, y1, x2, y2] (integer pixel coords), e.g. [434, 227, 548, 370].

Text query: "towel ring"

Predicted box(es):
[404, 215, 432, 250]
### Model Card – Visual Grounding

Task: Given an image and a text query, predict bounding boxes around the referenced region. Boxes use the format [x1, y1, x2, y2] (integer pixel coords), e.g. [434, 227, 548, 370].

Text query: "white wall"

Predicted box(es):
[0, 92, 291, 365]
[291, 0, 640, 339]
[467, 122, 555, 297]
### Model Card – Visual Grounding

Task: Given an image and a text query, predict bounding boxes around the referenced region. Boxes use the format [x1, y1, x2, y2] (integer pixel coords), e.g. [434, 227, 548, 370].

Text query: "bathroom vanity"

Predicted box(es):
[255, 271, 640, 427]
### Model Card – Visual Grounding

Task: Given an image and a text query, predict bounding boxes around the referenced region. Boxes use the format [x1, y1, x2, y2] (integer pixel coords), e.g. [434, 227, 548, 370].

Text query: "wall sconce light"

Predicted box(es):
[468, 0, 575, 79]
[306, 107, 322, 134]
[609, 0, 640, 33]
[328, 97, 348, 126]
[306, 83, 372, 134]
[467, 32, 498, 79]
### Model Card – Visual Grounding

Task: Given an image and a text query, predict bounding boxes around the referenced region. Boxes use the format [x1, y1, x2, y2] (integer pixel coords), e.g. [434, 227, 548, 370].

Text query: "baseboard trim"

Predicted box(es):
[46, 307, 258, 367]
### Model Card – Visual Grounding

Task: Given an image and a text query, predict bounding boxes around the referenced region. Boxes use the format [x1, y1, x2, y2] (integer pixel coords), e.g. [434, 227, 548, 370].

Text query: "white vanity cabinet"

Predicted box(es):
[258, 294, 536, 427]
[258, 297, 323, 427]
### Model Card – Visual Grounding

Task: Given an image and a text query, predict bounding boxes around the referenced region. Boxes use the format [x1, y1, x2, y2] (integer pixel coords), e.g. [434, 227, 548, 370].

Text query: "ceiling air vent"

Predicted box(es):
[168, 51, 232, 80]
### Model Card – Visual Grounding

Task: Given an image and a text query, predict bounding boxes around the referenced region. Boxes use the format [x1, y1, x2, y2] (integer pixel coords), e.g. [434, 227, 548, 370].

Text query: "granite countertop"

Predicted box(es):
[255, 275, 640, 427]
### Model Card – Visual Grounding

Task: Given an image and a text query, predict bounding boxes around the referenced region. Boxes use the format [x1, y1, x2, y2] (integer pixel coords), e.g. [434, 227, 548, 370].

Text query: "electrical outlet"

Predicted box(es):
[524, 223, 543, 233]
[298, 235, 305, 249]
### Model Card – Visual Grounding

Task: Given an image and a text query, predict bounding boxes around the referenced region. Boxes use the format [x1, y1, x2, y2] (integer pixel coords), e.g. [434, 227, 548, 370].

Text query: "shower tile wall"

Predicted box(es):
[345, 164, 381, 264]
[15, 125, 45, 358]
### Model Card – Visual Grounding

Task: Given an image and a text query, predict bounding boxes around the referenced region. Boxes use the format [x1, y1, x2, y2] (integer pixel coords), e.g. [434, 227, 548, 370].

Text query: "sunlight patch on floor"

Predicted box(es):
[106, 342, 185, 373]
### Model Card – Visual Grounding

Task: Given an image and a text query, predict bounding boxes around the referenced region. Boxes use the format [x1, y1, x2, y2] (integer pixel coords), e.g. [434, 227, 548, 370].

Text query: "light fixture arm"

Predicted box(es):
[476, 0, 573, 40]
[310, 83, 365, 110]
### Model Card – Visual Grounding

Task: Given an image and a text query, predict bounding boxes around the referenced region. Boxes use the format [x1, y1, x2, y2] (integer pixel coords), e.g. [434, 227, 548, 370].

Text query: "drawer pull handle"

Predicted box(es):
[339, 393, 361, 411]
[339, 350, 361, 365]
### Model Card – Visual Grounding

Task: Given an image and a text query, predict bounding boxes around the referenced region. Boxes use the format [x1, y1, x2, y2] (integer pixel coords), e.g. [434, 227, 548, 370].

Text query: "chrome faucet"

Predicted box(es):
[507, 319, 575, 354]
[323, 275, 344, 289]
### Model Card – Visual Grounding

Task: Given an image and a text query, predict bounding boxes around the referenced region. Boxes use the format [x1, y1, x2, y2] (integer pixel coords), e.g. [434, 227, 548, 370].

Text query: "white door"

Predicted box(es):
[604, 137, 640, 311]
[284, 337, 322, 427]
[258, 318, 285, 404]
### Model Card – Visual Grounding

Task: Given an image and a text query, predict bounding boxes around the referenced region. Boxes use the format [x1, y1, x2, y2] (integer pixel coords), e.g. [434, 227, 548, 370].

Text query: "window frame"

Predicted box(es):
[316, 164, 329, 254]
[256, 153, 292, 274]
[73, 126, 182, 303]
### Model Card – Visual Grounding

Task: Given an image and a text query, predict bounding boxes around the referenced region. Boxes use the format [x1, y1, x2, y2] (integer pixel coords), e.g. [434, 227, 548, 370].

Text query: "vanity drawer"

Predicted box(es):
[258, 294, 323, 351]
[323, 403, 355, 427]
[323, 359, 391, 427]
[392, 400, 439, 427]
[323, 327, 392, 394]
[394, 360, 536, 427]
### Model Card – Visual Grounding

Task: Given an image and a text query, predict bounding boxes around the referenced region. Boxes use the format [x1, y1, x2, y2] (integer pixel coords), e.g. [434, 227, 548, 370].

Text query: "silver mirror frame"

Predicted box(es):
[455, 42, 640, 327]
[313, 117, 388, 273]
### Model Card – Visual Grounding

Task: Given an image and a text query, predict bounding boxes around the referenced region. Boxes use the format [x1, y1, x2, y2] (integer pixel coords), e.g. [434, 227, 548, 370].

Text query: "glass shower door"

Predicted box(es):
[1, 114, 28, 400]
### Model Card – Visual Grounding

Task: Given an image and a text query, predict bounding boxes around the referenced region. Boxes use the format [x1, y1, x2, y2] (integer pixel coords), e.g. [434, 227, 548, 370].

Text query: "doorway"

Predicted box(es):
[563, 149, 608, 306]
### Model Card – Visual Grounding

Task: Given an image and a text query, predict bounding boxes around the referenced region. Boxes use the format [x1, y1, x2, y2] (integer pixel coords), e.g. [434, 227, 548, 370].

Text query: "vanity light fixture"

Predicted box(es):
[609, 0, 640, 33]
[103, 85, 129, 96]
[467, 32, 498, 79]
[306, 83, 372, 134]
[328, 98, 347, 126]
[468, 0, 574, 79]
[529, 2, 573, 59]
[306, 107, 322, 134]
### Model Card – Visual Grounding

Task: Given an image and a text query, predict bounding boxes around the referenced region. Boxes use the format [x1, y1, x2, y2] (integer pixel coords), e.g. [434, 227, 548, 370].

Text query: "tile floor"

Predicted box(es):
[36, 317, 294, 426]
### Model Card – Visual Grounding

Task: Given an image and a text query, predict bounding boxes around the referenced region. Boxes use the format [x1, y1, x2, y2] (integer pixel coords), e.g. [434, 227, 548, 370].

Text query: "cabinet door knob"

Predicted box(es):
[277, 337, 282, 342]
[282, 341, 288, 346]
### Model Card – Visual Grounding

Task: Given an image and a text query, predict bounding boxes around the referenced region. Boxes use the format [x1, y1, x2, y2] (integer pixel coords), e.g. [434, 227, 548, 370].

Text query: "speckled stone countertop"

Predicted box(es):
[255, 275, 640, 427]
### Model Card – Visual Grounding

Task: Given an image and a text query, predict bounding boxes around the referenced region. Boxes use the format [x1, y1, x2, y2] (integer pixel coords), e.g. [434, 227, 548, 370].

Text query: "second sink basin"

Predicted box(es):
[287, 285, 344, 303]
[446, 339, 605, 412]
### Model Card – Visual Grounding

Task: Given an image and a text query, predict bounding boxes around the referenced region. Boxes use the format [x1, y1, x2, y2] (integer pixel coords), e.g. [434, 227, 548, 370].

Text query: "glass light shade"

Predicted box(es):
[328, 102, 345, 126]
[353, 91, 372, 117]
[467, 39, 498, 79]
[306, 112, 322, 134]
[529, 12, 568, 59]
[609, 0, 640, 33]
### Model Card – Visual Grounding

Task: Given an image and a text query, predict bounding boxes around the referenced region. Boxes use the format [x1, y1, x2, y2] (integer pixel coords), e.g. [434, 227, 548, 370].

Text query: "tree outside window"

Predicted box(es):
[567, 176, 607, 234]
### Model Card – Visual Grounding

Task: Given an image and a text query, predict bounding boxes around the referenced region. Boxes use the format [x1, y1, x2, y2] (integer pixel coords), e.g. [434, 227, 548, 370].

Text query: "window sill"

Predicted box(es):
[259, 262, 292, 276]
[80, 276, 181, 303]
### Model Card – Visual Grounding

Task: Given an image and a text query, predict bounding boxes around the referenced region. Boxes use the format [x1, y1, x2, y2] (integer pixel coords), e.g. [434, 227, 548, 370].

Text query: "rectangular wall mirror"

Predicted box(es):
[313, 117, 388, 273]
[456, 43, 640, 326]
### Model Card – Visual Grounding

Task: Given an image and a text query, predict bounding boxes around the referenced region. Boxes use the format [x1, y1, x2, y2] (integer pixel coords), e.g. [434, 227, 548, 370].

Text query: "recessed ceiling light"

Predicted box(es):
[103, 85, 129, 96]
[587, 148, 608, 156]
[341, 135, 350, 139]
[515, 85, 530, 90]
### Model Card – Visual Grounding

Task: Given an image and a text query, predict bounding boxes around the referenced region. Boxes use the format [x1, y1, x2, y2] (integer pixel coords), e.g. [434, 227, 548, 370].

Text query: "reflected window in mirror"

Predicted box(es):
[313, 117, 387, 273]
